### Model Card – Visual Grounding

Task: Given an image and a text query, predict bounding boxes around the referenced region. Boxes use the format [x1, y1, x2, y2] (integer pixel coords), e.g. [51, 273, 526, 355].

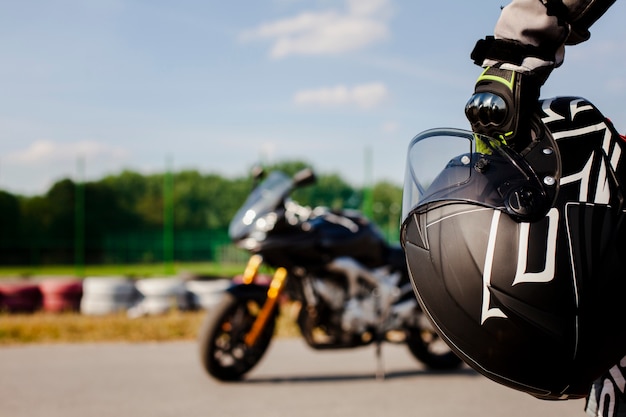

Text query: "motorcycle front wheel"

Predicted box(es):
[406, 327, 463, 370]
[198, 292, 277, 381]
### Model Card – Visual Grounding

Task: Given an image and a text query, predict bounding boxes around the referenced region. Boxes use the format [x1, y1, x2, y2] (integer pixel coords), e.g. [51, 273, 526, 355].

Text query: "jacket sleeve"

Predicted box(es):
[491, 0, 615, 71]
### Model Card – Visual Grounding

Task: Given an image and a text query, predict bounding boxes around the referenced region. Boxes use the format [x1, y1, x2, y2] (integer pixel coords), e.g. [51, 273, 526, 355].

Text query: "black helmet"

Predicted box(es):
[401, 97, 626, 400]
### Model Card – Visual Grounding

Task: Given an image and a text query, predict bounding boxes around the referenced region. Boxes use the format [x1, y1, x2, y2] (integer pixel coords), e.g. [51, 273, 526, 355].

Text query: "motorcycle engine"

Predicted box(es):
[342, 297, 377, 334]
[311, 262, 405, 336]
[311, 278, 345, 310]
[312, 276, 376, 334]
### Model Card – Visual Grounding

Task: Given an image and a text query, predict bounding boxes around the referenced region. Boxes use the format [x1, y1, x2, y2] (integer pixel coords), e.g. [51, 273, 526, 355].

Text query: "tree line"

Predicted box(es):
[0, 161, 403, 266]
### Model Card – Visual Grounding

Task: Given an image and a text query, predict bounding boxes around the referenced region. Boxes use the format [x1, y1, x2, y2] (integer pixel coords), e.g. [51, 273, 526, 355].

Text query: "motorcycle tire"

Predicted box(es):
[198, 291, 277, 381]
[405, 327, 463, 370]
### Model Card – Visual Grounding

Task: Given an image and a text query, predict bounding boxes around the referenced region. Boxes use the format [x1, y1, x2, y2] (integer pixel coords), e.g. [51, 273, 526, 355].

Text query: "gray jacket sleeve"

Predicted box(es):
[489, 0, 615, 73]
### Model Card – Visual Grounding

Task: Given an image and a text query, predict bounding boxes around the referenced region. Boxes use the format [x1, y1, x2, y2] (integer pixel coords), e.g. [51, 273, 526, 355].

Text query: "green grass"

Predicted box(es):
[0, 262, 246, 279]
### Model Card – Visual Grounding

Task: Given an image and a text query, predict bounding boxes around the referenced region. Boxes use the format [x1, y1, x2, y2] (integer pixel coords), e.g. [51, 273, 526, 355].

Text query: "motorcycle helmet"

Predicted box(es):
[401, 97, 626, 400]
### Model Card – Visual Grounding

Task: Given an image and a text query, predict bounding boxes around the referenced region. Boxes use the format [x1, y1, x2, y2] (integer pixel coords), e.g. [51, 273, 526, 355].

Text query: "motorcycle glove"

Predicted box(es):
[465, 66, 541, 150]
[465, 36, 551, 151]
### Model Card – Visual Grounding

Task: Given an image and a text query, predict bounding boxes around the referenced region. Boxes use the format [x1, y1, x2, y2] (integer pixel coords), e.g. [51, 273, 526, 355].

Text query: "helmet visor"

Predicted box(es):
[401, 128, 558, 223]
[402, 129, 472, 221]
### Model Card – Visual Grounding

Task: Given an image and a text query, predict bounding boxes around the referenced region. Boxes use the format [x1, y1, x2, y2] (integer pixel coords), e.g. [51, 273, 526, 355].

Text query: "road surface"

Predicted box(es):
[0, 338, 587, 417]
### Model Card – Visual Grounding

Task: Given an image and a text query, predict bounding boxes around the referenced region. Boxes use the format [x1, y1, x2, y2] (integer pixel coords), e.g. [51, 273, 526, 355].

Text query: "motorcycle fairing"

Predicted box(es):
[256, 210, 389, 270]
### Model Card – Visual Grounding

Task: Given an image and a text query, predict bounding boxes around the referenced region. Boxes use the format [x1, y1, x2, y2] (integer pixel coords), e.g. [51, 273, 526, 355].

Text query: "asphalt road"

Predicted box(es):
[1, 338, 587, 417]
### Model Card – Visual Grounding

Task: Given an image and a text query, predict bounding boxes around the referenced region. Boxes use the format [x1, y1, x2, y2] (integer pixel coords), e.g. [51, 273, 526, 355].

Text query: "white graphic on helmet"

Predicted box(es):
[481, 208, 559, 325]
[555, 121, 621, 204]
[481, 210, 507, 324]
[479, 98, 623, 326]
[513, 208, 559, 285]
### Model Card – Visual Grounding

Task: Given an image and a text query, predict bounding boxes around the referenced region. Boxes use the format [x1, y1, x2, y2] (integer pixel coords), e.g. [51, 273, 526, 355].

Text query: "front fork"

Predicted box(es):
[242, 255, 288, 347]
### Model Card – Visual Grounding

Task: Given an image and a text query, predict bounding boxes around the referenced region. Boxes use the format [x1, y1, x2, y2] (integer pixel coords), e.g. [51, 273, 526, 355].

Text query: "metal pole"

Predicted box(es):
[164, 155, 174, 275]
[362, 146, 374, 218]
[75, 157, 85, 278]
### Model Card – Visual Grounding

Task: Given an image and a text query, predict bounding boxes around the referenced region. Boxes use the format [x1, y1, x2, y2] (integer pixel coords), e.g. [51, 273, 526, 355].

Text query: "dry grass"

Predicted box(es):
[0, 310, 206, 345]
[0, 305, 301, 345]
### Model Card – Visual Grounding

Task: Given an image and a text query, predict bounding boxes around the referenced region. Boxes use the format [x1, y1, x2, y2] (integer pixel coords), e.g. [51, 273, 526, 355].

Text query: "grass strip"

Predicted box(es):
[0, 262, 246, 279]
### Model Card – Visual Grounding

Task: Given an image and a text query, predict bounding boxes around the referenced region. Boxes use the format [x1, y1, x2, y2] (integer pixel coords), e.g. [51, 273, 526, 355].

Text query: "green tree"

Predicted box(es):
[294, 173, 359, 211]
[0, 190, 20, 240]
[0, 160, 404, 265]
[100, 170, 162, 229]
[83, 181, 142, 240]
[371, 181, 403, 242]
[173, 171, 251, 230]
[0, 191, 22, 263]
[43, 179, 76, 243]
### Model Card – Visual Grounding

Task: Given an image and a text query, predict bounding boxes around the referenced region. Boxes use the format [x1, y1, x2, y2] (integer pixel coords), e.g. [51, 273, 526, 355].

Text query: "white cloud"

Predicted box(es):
[294, 82, 389, 109]
[381, 121, 399, 133]
[9, 139, 128, 164]
[240, 0, 391, 58]
[1, 140, 131, 195]
[347, 0, 390, 16]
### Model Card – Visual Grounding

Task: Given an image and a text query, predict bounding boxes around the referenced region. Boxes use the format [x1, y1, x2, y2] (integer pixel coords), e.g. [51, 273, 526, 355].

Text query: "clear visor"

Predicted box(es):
[401, 128, 556, 223]
[402, 129, 472, 221]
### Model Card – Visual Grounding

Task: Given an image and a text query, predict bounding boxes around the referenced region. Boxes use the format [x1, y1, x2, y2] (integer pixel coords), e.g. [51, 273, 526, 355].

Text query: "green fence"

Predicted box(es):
[0, 229, 247, 266]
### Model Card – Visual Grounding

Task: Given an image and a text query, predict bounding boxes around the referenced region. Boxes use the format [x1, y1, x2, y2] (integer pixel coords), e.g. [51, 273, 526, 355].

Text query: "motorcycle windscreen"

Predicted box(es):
[229, 171, 292, 240]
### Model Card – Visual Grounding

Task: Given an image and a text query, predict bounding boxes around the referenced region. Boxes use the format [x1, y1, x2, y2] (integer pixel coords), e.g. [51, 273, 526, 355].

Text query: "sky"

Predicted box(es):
[2, 0, 626, 196]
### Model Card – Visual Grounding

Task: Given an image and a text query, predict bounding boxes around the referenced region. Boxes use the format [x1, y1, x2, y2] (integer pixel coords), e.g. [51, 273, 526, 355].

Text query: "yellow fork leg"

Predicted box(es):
[242, 254, 262, 285]
[244, 267, 288, 347]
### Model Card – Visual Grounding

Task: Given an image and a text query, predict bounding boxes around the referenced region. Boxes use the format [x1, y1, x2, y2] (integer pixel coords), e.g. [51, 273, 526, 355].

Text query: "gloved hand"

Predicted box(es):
[465, 66, 541, 150]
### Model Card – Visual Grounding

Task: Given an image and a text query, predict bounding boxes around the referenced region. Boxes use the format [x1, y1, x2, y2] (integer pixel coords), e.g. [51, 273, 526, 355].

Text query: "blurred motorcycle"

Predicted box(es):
[198, 168, 461, 381]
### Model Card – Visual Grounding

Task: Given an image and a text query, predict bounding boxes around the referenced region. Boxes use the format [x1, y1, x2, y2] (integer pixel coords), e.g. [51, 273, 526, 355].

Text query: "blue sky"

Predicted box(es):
[2, 0, 625, 195]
